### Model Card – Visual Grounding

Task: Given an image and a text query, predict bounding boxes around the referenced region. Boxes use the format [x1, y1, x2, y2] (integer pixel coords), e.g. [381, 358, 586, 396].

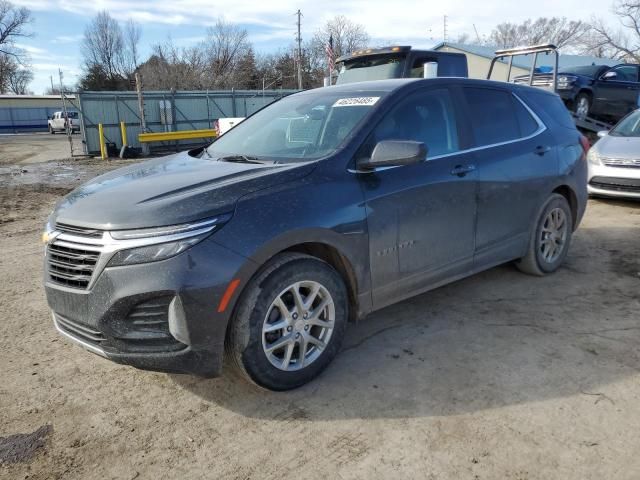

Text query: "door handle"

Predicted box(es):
[534, 145, 551, 156]
[450, 164, 476, 177]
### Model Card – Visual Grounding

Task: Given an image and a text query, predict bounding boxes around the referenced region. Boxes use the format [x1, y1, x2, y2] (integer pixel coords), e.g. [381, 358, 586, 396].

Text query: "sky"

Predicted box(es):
[12, 0, 621, 94]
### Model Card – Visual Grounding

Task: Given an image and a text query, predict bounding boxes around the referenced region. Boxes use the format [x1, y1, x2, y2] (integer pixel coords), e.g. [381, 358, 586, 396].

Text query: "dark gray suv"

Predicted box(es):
[43, 78, 588, 390]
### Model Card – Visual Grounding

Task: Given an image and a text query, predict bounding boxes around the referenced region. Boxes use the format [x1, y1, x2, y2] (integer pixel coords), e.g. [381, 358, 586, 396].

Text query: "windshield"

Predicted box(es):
[561, 65, 605, 77]
[206, 90, 387, 162]
[610, 110, 640, 137]
[336, 54, 406, 84]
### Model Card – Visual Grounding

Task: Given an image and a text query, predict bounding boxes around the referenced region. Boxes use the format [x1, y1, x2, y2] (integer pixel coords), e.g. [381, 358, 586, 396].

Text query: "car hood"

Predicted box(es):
[594, 135, 640, 159]
[53, 150, 315, 230]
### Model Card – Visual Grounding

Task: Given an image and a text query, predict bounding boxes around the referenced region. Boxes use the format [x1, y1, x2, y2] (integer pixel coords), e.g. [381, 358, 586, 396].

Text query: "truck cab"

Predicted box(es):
[335, 46, 468, 84]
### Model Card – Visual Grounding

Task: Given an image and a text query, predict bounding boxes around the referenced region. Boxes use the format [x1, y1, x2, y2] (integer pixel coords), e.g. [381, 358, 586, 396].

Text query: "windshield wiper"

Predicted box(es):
[218, 155, 268, 164]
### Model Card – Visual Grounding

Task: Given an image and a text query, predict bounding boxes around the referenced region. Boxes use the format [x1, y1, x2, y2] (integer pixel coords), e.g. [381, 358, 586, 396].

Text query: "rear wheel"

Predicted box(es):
[574, 93, 591, 119]
[516, 194, 573, 276]
[49, 125, 54, 134]
[226, 253, 348, 391]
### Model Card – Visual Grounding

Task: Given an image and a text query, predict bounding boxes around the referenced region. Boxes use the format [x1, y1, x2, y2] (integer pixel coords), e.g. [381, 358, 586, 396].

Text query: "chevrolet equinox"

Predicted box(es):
[44, 78, 588, 390]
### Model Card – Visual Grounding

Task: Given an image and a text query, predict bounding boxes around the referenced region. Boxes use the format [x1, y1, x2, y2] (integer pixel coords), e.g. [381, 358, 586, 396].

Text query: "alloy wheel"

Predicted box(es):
[539, 207, 568, 263]
[261, 281, 335, 371]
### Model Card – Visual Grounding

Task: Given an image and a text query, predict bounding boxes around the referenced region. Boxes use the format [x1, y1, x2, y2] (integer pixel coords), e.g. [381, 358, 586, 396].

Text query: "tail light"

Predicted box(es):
[579, 134, 590, 154]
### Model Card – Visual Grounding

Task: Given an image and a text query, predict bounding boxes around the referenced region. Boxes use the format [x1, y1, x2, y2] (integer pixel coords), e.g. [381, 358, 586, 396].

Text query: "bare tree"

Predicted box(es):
[0, 1, 32, 63]
[587, 1, 640, 61]
[202, 18, 250, 88]
[6, 65, 32, 94]
[138, 38, 207, 90]
[123, 19, 141, 74]
[81, 11, 125, 83]
[80, 12, 144, 90]
[310, 15, 370, 61]
[488, 17, 588, 50]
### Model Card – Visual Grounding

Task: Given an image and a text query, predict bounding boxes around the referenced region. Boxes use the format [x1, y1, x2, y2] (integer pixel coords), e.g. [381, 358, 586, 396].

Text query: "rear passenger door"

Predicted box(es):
[461, 86, 558, 268]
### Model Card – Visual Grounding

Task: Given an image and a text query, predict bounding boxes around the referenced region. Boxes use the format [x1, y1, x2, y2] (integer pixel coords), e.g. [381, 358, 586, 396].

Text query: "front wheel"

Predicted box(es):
[226, 253, 348, 391]
[516, 194, 573, 276]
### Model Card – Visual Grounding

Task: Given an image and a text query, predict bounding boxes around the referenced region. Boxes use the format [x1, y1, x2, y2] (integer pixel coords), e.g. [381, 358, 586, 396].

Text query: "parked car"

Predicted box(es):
[48, 111, 80, 134]
[43, 78, 588, 391]
[335, 46, 468, 84]
[516, 64, 640, 123]
[587, 108, 640, 199]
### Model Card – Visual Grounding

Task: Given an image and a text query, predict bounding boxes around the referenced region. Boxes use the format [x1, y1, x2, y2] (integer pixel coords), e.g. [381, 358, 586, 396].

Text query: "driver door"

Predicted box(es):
[358, 87, 477, 309]
[593, 65, 640, 119]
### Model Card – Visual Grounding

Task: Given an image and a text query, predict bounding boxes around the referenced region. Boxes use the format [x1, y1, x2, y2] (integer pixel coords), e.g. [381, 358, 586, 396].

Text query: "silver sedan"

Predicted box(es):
[588, 109, 640, 199]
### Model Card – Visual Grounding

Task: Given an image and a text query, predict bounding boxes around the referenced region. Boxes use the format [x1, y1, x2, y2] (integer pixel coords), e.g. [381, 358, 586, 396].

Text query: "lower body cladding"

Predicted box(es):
[588, 164, 640, 199]
[44, 238, 252, 377]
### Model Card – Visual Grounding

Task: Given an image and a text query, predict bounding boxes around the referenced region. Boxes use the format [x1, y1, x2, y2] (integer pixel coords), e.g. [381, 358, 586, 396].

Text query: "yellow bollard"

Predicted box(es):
[120, 121, 127, 148]
[98, 123, 107, 160]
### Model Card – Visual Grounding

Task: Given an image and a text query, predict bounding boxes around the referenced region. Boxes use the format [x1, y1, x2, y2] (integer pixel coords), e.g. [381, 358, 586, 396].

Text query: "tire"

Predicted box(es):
[49, 125, 54, 134]
[574, 93, 591, 120]
[516, 194, 573, 276]
[226, 253, 348, 391]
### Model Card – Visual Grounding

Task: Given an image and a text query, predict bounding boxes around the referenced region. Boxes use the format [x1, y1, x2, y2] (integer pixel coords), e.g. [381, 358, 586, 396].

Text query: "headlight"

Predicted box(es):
[587, 148, 601, 166]
[557, 75, 577, 90]
[108, 236, 205, 266]
[105, 214, 231, 267]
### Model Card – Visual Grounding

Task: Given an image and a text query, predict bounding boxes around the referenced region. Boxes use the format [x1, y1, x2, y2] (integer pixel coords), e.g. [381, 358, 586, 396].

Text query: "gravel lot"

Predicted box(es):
[1, 149, 639, 479]
[0, 133, 81, 166]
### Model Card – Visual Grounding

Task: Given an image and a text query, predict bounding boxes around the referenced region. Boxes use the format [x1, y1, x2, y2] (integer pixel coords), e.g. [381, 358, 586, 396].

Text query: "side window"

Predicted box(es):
[609, 65, 638, 82]
[463, 87, 528, 146]
[363, 88, 459, 158]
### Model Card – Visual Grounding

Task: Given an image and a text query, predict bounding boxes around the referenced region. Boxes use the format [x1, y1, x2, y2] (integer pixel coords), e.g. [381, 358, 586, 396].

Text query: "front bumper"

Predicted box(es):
[588, 163, 640, 199]
[44, 236, 253, 377]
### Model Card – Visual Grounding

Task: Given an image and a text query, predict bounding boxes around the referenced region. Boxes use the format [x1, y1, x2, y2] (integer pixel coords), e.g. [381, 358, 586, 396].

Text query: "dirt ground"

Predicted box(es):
[0, 133, 84, 166]
[1, 148, 640, 479]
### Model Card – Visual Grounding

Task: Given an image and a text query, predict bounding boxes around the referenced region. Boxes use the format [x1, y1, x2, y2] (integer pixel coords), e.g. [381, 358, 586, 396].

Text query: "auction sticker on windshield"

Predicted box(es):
[333, 97, 380, 107]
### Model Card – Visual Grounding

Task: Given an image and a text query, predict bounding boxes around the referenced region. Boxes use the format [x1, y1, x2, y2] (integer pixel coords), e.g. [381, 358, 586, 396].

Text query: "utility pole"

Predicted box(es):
[295, 9, 303, 90]
[135, 72, 149, 156]
[58, 69, 73, 157]
[443, 15, 448, 43]
[49, 75, 55, 94]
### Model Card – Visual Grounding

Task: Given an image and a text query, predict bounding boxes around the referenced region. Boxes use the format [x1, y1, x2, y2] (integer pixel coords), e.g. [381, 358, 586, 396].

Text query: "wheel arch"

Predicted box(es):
[226, 229, 367, 337]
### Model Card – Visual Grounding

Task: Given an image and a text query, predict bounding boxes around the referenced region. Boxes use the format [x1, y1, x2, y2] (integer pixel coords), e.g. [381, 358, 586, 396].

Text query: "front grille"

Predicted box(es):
[56, 223, 103, 239]
[55, 313, 105, 345]
[590, 176, 640, 193]
[47, 243, 100, 289]
[513, 75, 552, 87]
[601, 157, 640, 168]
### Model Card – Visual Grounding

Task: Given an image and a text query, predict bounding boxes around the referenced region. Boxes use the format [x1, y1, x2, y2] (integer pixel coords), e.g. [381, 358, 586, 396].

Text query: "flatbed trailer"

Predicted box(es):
[486, 44, 615, 139]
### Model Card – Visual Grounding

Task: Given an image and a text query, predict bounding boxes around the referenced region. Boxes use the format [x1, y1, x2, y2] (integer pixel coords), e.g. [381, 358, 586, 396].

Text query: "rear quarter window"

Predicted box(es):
[518, 89, 576, 130]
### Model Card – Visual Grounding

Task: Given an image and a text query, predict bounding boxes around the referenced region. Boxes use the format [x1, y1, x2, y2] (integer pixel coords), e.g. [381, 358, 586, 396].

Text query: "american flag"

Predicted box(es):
[325, 34, 335, 76]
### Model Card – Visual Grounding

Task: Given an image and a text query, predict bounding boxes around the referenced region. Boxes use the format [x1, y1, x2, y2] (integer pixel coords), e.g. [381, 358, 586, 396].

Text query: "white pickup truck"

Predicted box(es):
[48, 111, 80, 134]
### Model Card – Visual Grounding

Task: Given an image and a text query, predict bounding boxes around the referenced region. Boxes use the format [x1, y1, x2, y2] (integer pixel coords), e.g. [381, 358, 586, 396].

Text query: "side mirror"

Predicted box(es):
[358, 140, 427, 170]
[597, 130, 608, 138]
[602, 71, 617, 81]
